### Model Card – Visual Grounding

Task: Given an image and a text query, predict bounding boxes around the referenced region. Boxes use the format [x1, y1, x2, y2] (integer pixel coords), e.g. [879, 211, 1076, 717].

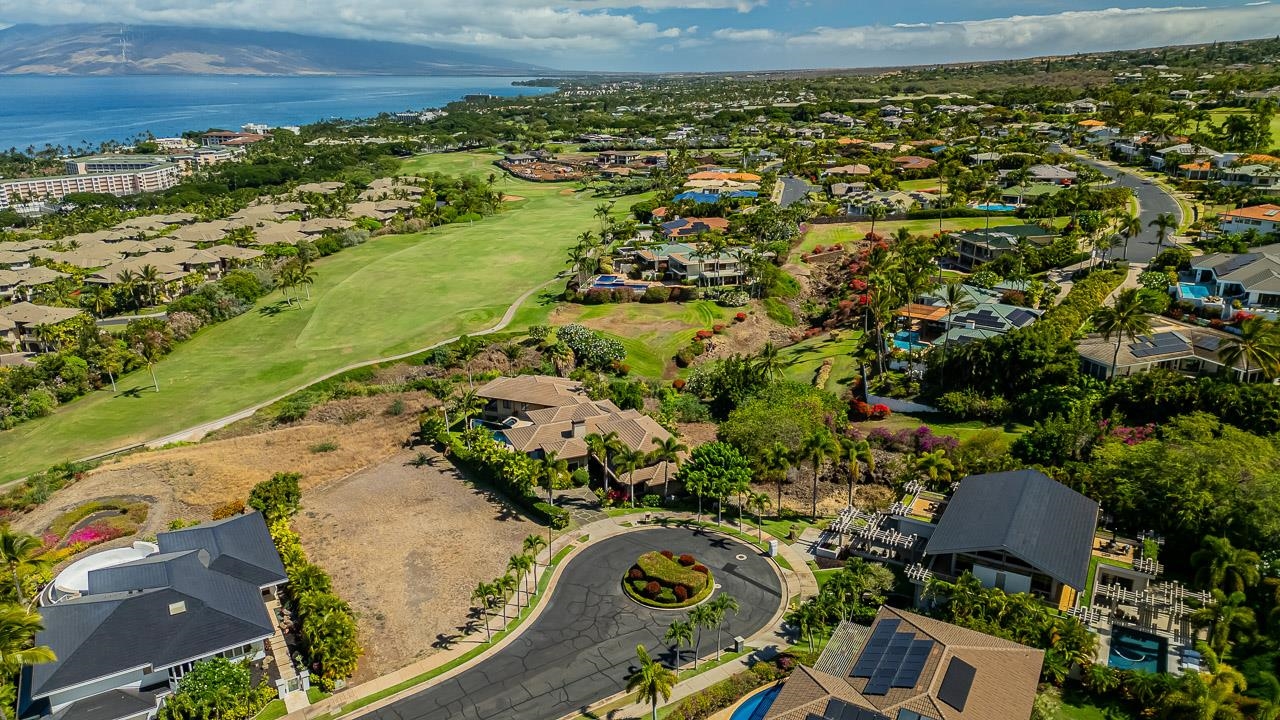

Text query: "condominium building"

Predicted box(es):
[0, 163, 179, 209]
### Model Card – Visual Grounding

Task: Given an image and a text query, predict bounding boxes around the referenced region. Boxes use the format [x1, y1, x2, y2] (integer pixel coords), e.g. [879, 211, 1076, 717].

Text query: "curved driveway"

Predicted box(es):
[366, 527, 784, 720]
[1061, 149, 1185, 264]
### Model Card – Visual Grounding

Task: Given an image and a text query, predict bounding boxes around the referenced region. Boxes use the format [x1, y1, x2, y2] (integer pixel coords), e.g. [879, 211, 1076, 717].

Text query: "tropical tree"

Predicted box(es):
[761, 442, 792, 517]
[0, 526, 50, 604]
[79, 285, 115, 318]
[470, 582, 497, 642]
[1218, 317, 1280, 381]
[676, 442, 752, 524]
[913, 450, 955, 491]
[802, 429, 839, 521]
[710, 594, 740, 661]
[626, 645, 676, 720]
[0, 605, 56, 692]
[522, 534, 548, 571]
[615, 447, 647, 508]
[585, 431, 623, 497]
[1115, 211, 1142, 261]
[450, 390, 485, 435]
[688, 604, 717, 671]
[753, 341, 788, 383]
[784, 601, 820, 652]
[866, 203, 887, 237]
[138, 264, 161, 306]
[1148, 212, 1178, 258]
[1091, 288, 1152, 380]
[1192, 536, 1261, 594]
[837, 437, 874, 507]
[507, 554, 534, 605]
[747, 492, 772, 541]
[1190, 590, 1257, 655]
[663, 618, 694, 667]
[496, 574, 518, 618]
[649, 436, 688, 500]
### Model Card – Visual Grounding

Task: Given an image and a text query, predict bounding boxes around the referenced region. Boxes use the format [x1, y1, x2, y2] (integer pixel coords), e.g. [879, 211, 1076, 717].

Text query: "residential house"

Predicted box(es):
[200, 132, 266, 148]
[923, 469, 1098, 602]
[1150, 144, 1222, 171]
[0, 268, 68, 301]
[821, 164, 872, 178]
[999, 164, 1077, 187]
[667, 246, 752, 285]
[892, 156, 937, 173]
[951, 225, 1057, 270]
[658, 217, 730, 239]
[762, 607, 1042, 720]
[938, 302, 1042, 344]
[1077, 318, 1259, 381]
[1219, 164, 1280, 191]
[844, 190, 932, 216]
[1186, 244, 1280, 311]
[475, 376, 681, 492]
[1059, 98, 1098, 114]
[20, 513, 290, 720]
[596, 151, 640, 166]
[0, 303, 85, 353]
[1220, 205, 1280, 236]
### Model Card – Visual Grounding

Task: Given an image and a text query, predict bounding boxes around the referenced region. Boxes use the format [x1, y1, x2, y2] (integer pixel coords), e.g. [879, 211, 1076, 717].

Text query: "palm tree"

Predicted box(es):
[1148, 212, 1178, 258]
[423, 378, 455, 430]
[837, 437, 873, 508]
[615, 447, 646, 508]
[79, 285, 115, 318]
[938, 282, 975, 384]
[626, 645, 676, 720]
[508, 554, 534, 604]
[747, 492, 772, 541]
[0, 527, 49, 604]
[585, 431, 622, 497]
[114, 269, 140, 309]
[802, 429, 838, 522]
[761, 442, 792, 517]
[710, 594, 740, 661]
[784, 602, 819, 652]
[470, 581, 496, 642]
[566, 244, 591, 286]
[294, 262, 317, 301]
[1116, 211, 1142, 261]
[497, 574, 518, 618]
[979, 186, 1000, 229]
[664, 618, 695, 667]
[1091, 288, 1152, 381]
[1008, 167, 1031, 207]
[753, 341, 789, 383]
[523, 534, 548, 571]
[451, 390, 485, 435]
[649, 436, 687, 499]
[1190, 591, 1257, 655]
[0, 606, 55, 692]
[913, 450, 955, 491]
[866, 203, 887, 237]
[688, 605, 716, 671]
[138, 264, 161, 306]
[1192, 536, 1261, 594]
[1218, 317, 1280, 382]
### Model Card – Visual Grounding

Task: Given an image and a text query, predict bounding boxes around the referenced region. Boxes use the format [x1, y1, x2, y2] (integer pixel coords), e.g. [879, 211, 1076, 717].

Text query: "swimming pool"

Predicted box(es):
[1108, 626, 1168, 674]
[974, 203, 1018, 212]
[893, 330, 930, 352]
[730, 685, 781, 720]
[1178, 282, 1211, 299]
[588, 274, 648, 293]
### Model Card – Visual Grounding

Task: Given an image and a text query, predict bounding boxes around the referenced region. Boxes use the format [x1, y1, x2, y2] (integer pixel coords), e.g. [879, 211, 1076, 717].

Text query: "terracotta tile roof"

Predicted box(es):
[893, 156, 937, 170]
[837, 138, 867, 145]
[1077, 119, 1107, 127]
[1180, 162, 1212, 171]
[1222, 204, 1280, 222]
[686, 171, 761, 182]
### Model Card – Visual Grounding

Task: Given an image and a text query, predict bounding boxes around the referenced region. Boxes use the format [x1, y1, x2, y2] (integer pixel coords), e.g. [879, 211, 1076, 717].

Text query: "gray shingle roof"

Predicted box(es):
[156, 512, 287, 588]
[924, 469, 1098, 590]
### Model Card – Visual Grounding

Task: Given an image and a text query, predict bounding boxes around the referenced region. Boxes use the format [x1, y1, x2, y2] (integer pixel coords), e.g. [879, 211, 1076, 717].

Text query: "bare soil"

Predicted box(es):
[294, 449, 535, 680]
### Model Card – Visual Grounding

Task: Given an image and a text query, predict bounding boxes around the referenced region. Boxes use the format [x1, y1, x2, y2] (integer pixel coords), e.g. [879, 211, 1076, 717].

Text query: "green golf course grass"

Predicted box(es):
[548, 300, 735, 379]
[0, 152, 648, 482]
[781, 330, 864, 394]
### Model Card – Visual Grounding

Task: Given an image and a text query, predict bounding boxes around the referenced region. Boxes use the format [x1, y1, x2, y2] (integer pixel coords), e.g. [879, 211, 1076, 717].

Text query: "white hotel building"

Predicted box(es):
[1, 157, 182, 210]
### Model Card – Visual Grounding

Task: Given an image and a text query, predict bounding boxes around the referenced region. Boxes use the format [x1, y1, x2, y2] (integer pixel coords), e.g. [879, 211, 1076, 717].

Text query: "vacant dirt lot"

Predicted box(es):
[293, 449, 536, 680]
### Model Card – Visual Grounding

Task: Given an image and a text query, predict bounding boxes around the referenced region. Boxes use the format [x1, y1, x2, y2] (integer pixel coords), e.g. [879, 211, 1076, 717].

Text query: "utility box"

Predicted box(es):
[768, 539, 779, 557]
[734, 636, 745, 653]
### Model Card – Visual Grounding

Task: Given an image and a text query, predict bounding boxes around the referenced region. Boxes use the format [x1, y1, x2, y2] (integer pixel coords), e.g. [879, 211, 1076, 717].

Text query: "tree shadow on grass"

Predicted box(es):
[115, 385, 151, 399]
[258, 301, 291, 317]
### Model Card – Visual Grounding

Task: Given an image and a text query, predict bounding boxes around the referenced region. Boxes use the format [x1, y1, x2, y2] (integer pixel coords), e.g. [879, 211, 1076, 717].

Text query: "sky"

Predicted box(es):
[1, 0, 1278, 72]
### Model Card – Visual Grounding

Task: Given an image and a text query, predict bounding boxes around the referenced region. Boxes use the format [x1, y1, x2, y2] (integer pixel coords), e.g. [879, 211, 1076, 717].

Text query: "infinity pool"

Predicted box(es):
[1178, 282, 1212, 299]
[974, 203, 1018, 212]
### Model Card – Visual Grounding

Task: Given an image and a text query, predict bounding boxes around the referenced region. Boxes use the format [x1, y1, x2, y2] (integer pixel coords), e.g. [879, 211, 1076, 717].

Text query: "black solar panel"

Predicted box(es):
[1007, 309, 1037, 326]
[892, 640, 934, 688]
[820, 699, 891, 720]
[937, 658, 977, 712]
[852, 621, 936, 695]
[1195, 336, 1222, 351]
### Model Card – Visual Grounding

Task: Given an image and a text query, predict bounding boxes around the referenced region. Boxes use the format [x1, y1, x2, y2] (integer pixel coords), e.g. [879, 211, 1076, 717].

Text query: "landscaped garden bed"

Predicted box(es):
[623, 550, 714, 608]
[36, 497, 151, 562]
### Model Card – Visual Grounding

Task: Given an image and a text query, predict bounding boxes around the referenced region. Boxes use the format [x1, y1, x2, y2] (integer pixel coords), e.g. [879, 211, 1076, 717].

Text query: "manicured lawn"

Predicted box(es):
[0, 153, 647, 482]
[899, 179, 942, 191]
[1060, 687, 1136, 720]
[546, 300, 736, 379]
[780, 330, 863, 394]
[797, 217, 1024, 255]
[814, 568, 842, 591]
[860, 412, 1029, 444]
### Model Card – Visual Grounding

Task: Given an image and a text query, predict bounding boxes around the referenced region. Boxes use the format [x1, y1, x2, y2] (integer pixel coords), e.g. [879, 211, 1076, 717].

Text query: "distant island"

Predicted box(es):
[0, 24, 553, 76]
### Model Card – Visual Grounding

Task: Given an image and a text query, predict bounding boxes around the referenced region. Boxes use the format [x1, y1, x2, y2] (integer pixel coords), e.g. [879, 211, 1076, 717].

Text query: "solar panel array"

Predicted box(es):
[1129, 331, 1192, 358]
[1006, 308, 1039, 327]
[937, 658, 977, 712]
[895, 711, 939, 720]
[803, 699, 891, 720]
[952, 308, 1006, 330]
[850, 619, 935, 695]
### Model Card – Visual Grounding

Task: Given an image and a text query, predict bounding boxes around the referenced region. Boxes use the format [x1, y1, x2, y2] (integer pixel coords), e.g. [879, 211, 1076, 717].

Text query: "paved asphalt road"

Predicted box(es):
[367, 526, 785, 720]
[1059, 150, 1184, 264]
[778, 176, 812, 207]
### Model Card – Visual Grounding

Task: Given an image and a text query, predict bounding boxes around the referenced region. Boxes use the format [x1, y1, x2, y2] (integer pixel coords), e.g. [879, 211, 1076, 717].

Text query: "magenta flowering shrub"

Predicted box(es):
[866, 426, 959, 454]
[66, 522, 126, 546]
[1099, 419, 1156, 446]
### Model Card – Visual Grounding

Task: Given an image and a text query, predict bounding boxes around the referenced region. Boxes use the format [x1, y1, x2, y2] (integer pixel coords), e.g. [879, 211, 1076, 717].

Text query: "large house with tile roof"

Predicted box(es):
[763, 606, 1042, 720]
[1219, 204, 1280, 236]
[475, 375, 683, 493]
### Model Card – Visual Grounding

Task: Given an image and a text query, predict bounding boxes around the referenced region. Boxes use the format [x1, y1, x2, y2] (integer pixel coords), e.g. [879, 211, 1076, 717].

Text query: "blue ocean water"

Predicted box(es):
[0, 75, 555, 151]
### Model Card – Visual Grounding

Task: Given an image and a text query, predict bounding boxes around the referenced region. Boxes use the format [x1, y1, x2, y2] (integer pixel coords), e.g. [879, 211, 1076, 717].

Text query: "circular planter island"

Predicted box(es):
[623, 549, 715, 609]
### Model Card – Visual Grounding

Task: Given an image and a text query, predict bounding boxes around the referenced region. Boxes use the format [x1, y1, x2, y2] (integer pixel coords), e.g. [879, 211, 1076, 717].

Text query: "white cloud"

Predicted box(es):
[711, 27, 777, 41]
[782, 4, 1278, 55]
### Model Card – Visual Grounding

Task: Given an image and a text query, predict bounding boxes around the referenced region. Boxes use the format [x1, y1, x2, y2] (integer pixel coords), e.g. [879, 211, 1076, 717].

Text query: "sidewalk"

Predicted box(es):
[605, 647, 778, 720]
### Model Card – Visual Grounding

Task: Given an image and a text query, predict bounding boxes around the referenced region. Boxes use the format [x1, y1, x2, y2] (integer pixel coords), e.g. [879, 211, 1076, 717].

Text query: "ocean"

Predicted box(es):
[0, 75, 555, 151]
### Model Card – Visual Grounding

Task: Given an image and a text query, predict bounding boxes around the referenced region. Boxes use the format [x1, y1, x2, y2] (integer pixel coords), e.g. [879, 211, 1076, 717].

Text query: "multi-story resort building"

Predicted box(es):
[0, 156, 181, 209]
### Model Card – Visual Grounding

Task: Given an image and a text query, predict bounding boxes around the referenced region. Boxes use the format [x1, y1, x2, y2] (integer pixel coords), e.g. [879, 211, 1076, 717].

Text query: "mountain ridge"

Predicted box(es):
[0, 24, 552, 76]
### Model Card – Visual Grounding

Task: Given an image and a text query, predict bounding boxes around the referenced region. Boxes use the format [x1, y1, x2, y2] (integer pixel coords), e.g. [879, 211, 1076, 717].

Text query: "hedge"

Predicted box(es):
[450, 429, 570, 529]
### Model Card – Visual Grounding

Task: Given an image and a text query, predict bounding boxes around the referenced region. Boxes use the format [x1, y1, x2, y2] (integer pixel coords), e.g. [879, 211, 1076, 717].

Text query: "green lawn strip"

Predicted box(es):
[864, 412, 1029, 443]
[814, 568, 842, 591]
[758, 517, 821, 543]
[335, 543, 575, 717]
[1060, 686, 1136, 720]
[1081, 554, 1132, 609]
[675, 519, 796, 571]
[0, 154, 647, 482]
[676, 649, 751, 682]
[780, 330, 863, 392]
[251, 700, 286, 720]
[762, 297, 796, 326]
[555, 301, 735, 379]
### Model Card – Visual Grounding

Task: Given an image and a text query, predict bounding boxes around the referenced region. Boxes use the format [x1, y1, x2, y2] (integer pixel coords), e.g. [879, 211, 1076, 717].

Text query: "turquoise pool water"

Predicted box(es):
[731, 685, 781, 720]
[1179, 282, 1211, 299]
[1108, 626, 1167, 673]
[893, 330, 929, 352]
[975, 203, 1018, 212]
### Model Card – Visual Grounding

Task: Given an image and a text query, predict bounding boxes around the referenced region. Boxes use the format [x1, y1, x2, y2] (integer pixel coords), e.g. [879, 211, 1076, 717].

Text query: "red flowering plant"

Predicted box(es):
[850, 278, 868, 291]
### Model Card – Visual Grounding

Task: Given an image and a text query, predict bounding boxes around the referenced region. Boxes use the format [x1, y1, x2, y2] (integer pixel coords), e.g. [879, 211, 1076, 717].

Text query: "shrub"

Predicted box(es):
[693, 564, 709, 574]
[309, 441, 339, 453]
[529, 324, 552, 342]
[734, 312, 747, 322]
[645, 581, 661, 597]
[532, 501, 570, 529]
[673, 584, 689, 601]
[673, 378, 686, 391]
[641, 285, 671, 303]
[248, 472, 302, 523]
[657, 588, 677, 603]
[678, 554, 695, 566]
[571, 467, 590, 486]
[385, 398, 406, 416]
[660, 550, 675, 559]
[642, 494, 662, 507]
[166, 311, 204, 341]
[212, 499, 245, 520]
[629, 566, 644, 580]
[712, 324, 726, 334]
[695, 329, 713, 340]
